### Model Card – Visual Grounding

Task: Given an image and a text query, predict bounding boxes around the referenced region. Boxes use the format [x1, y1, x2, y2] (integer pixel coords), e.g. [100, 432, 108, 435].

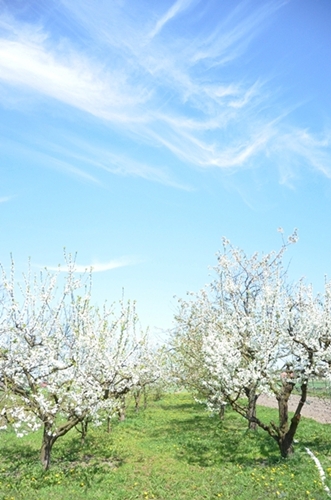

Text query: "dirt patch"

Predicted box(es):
[257, 394, 331, 424]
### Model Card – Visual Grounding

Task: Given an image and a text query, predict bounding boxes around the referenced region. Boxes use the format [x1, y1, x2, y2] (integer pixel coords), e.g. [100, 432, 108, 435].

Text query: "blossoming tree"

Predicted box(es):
[173, 231, 331, 457]
[0, 257, 150, 469]
[171, 290, 222, 410]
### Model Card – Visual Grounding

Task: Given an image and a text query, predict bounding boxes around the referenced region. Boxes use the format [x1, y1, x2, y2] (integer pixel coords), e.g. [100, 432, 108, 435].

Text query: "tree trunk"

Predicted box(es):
[244, 385, 259, 430]
[118, 406, 126, 421]
[107, 416, 111, 433]
[143, 387, 148, 410]
[228, 378, 308, 459]
[118, 395, 126, 421]
[40, 415, 86, 469]
[75, 418, 89, 444]
[276, 376, 295, 457]
[134, 390, 141, 412]
[219, 404, 225, 420]
[80, 419, 89, 444]
[40, 423, 57, 470]
[277, 380, 307, 458]
[278, 432, 294, 458]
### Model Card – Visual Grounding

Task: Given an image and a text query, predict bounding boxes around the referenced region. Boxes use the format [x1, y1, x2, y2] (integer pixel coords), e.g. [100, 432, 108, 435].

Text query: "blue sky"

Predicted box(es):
[1, 0, 331, 338]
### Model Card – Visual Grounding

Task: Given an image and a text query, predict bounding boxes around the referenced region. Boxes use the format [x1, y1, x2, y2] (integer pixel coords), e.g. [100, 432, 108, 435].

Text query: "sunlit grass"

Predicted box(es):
[0, 393, 331, 499]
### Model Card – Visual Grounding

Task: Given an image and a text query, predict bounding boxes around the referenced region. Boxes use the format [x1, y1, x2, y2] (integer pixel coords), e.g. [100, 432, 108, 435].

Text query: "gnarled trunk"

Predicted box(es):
[40, 423, 58, 470]
[40, 414, 85, 469]
[278, 431, 294, 458]
[276, 378, 307, 458]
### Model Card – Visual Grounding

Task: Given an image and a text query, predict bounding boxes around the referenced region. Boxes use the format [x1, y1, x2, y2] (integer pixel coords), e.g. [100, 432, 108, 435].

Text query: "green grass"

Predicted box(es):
[1, 393, 331, 499]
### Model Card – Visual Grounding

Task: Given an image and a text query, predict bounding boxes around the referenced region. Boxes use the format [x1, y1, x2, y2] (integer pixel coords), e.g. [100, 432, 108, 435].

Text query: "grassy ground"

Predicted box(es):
[0, 393, 331, 499]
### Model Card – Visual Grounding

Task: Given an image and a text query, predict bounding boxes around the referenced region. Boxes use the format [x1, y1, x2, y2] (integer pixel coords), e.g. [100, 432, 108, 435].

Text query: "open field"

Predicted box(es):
[1, 393, 331, 500]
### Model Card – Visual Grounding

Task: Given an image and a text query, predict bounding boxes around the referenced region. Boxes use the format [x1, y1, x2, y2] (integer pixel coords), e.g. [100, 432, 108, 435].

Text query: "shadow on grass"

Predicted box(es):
[150, 403, 331, 469]
[51, 430, 122, 467]
[0, 440, 37, 467]
[149, 415, 274, 467]
[0, 427, 122, 485]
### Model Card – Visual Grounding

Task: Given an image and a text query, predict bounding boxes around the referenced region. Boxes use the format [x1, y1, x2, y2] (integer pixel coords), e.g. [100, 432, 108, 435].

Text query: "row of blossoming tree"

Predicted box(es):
[172, 230, 331, 458]
[2, 232, 331, 468]
[0, 256, 163, 470]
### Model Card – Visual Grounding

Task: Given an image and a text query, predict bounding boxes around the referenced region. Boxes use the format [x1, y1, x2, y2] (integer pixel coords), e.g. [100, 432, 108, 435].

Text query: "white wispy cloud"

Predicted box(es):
[43, 256, 137, 273]
[0, 17, 149, 123]
[0, 136, 101, 186]
[0, 196, 12, 203]
[84, 150, 194, 190]
[148, 0, 195, 40]
[0, 0, 330, 186]
[191, 1, 282, 66]
[41, 130, 191, 188]
[274, 128, 331, 182]
[13, 130, 192, 190]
